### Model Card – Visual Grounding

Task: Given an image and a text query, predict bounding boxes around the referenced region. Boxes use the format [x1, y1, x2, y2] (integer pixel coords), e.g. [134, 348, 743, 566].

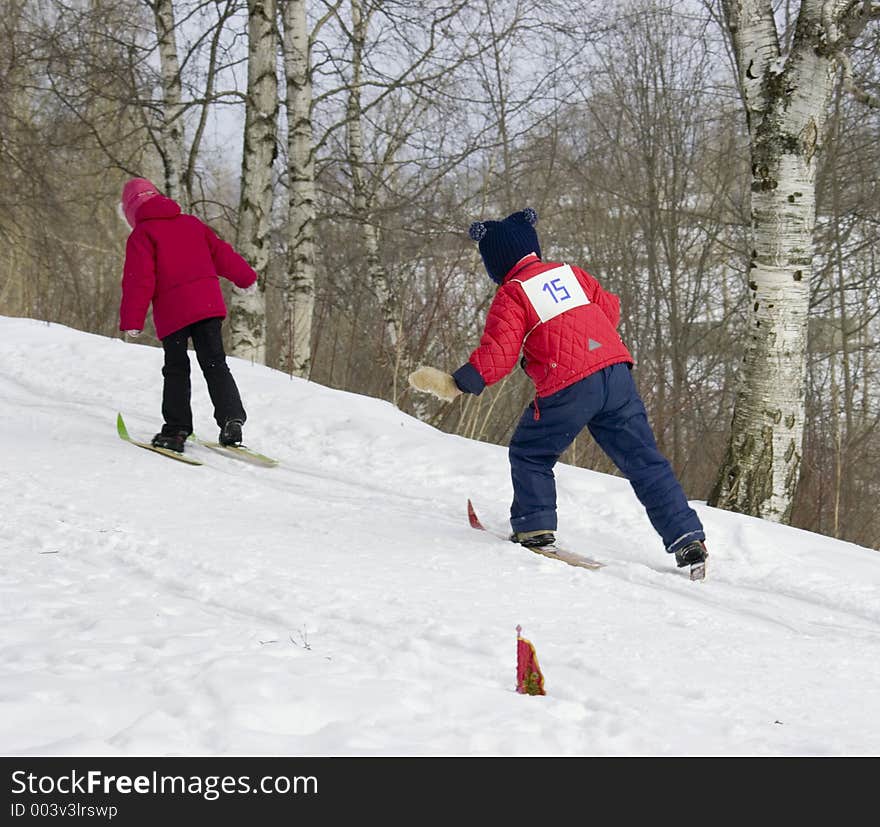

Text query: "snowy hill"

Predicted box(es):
[2, 315, 879, 757]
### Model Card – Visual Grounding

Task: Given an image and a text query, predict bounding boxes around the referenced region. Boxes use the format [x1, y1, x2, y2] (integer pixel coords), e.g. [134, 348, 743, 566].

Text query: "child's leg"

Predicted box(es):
[161, 326, 194, 434]
[508, 376, 602, 533]
[190, 318, 246, 428]
[587, 363, 704, 553]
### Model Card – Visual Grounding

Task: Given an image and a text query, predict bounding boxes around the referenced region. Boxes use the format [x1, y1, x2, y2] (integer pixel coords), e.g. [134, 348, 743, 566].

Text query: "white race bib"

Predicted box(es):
[516, 264, 590, 323]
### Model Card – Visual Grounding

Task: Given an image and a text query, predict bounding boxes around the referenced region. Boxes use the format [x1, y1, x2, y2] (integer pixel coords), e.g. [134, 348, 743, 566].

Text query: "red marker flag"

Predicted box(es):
[516, 625, 546, 695]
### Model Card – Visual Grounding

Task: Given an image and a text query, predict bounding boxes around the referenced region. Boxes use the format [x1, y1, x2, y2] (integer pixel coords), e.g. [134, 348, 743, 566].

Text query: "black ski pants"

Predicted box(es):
[160, 317, 246, 434]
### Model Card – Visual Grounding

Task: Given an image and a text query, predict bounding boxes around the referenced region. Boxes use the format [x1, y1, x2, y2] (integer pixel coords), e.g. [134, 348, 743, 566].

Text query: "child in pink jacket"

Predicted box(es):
[118, 178, 258, 453]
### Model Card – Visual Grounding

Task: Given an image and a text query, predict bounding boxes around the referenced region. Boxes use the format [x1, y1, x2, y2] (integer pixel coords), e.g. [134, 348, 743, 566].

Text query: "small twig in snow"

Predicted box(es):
[290, 627, 311, 650]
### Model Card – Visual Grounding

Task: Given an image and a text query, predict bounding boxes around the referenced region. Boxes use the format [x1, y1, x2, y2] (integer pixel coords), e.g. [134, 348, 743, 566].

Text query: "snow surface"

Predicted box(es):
[2, 315, 879, 757]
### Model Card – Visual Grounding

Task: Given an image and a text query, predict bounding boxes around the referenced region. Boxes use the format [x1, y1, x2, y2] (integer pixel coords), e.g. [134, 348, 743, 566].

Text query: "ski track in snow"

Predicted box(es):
[1, 317, 880, 756]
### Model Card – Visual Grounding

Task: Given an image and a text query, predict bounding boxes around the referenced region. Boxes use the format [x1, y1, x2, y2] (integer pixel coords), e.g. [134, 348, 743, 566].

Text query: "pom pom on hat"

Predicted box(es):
[521, 207, 538, 226]
[469, 221, 487, 242]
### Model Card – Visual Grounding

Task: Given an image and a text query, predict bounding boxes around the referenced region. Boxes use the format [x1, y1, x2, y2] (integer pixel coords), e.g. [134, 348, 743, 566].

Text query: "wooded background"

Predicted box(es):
[2, 0, 879, 549]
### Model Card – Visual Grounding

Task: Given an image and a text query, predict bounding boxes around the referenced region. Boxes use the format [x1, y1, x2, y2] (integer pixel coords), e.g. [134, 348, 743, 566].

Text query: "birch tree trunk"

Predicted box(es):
[278, 0, 318, 378]
[709, 0, 860, 522]
[229, 0, 279, 363]
[346, 0, 409, 402]
[148, 0, 188, 208]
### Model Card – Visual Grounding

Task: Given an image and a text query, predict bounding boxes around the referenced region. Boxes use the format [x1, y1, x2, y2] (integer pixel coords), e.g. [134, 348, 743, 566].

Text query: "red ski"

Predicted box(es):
[467, 499, 604, 571]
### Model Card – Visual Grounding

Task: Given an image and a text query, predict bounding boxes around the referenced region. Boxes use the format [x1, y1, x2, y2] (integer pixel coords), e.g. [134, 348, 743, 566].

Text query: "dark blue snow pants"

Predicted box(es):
[508, 362, 704, 553]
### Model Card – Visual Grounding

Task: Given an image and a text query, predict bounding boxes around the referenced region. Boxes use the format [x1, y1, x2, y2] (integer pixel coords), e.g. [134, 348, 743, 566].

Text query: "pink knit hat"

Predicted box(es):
[121, 178, 161, 227]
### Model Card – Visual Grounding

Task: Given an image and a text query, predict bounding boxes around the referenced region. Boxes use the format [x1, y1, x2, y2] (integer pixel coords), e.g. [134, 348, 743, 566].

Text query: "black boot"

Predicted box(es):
[510, 530, 556, 548]
[219, 419, 243, 446]
[674, 540, 708, 568]
[151, 426, 189, 454]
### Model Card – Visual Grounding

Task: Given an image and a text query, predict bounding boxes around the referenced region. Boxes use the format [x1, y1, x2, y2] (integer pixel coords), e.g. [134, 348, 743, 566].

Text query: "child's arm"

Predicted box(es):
[574, 266, 621, 328]
[204, 226, 258, 289]
[119, 231, 156, 333]
[453, 287, 529, 395]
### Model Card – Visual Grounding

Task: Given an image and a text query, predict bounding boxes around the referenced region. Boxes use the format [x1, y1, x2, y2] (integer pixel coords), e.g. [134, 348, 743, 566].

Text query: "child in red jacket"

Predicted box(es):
[409, 208, 707, 572]
[118, 178, 258, 454]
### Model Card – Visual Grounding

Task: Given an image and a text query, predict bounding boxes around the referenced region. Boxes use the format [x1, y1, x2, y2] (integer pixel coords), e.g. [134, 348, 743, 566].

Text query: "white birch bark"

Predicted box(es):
[346, 0, 409, 401]
[279, 0, 318, 378]
[710, 0, 845, 521]
[149, 0, 188, 208]
[229, 0, 279, 364]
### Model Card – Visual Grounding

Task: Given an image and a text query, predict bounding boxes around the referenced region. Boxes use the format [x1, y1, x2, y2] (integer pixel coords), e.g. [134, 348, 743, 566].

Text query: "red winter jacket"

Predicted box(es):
[457, 255, 633, 398]
[119, 196, 257, 340]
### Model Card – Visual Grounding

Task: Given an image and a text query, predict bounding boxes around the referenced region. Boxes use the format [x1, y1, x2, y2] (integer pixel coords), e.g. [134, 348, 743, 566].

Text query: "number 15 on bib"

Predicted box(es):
[516, 264, 590, 323]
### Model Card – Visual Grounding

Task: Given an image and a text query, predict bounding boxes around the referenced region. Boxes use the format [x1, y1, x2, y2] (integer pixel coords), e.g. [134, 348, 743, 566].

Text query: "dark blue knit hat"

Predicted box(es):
[468, 208, 541, 284]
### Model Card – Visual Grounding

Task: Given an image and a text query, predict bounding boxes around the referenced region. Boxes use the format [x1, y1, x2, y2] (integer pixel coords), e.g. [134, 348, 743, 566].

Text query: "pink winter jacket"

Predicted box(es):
[119, 196, 257, 339]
